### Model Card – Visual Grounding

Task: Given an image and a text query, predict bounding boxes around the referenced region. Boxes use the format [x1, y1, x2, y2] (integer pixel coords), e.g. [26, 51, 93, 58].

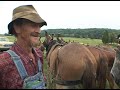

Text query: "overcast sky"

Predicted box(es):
[0, 1, 120, 34]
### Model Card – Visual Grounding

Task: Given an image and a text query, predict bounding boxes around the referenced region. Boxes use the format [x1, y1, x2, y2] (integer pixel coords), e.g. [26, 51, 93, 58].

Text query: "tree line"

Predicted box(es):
[40, 28, 120, 44]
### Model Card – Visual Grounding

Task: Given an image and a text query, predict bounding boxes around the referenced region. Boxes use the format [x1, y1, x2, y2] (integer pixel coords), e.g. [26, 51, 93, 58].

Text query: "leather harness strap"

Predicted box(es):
[54, 79, 82, 86]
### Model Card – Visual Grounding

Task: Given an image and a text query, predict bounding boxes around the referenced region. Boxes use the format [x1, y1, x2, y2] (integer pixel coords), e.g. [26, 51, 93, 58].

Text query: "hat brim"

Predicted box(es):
[8, 13, 47, 34]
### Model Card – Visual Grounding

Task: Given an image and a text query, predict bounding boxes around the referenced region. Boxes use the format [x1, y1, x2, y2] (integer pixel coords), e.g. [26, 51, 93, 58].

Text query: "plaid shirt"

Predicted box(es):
[0, 43, 44, 89]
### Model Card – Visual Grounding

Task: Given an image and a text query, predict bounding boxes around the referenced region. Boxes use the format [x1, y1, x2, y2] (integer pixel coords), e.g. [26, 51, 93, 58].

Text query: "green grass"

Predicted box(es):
[5, 36, 103, 46]
[6, 36, 16, 42]
[41, 37, 103, 46]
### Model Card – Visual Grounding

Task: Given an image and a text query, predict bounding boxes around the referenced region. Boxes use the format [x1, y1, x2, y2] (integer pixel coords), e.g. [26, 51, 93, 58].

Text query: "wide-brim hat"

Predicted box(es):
[8, 5, 47, 34]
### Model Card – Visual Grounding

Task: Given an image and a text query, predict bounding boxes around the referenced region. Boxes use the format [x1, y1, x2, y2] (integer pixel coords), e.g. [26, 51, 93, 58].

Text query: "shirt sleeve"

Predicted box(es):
[0, 52, 12, 72]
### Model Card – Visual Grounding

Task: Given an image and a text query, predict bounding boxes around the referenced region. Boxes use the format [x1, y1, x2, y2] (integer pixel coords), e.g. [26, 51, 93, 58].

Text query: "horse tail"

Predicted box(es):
[81, 57, 96, 89]
[97, 53, 108, 89]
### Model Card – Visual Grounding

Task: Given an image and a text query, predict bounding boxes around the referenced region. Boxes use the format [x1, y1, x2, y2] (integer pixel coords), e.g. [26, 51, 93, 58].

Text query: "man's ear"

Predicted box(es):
[13, 24, 21, 34]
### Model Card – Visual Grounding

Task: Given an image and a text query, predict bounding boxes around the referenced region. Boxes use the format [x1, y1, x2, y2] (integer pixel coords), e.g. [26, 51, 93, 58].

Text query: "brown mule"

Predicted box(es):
[43, 31, 97, 89]
[86, 45, 116, 89]
[46, 41, 97, 89]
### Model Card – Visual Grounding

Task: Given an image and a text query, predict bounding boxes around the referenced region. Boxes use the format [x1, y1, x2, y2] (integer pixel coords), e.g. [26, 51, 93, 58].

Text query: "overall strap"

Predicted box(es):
[33, 47, 42, 72]
[37, 59, 45, 82]
[6, 50, 28, 79]
[38, 59, 42, 72]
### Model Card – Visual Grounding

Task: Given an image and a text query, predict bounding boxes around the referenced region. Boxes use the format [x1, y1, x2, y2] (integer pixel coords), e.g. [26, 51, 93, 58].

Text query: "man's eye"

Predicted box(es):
[31, 23, 40, 28]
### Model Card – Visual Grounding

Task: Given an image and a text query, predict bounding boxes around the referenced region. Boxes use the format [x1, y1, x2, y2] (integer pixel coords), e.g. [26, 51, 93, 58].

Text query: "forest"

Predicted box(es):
[40, 28, 119, 38]
[40, 28, 120, 44]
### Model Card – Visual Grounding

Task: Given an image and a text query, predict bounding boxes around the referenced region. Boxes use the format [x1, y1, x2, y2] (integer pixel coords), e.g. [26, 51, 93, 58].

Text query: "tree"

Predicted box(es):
[109, 32, 116, 43]
[102, 30, 109, 44]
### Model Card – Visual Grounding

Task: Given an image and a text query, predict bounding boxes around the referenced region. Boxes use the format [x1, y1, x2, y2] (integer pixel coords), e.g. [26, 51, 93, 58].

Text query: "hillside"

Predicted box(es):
[40, 28, 120, 39]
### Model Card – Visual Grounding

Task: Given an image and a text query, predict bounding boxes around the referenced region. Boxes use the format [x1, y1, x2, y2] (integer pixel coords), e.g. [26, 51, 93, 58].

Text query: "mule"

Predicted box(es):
[87, 45, 116, 89]
[111, 46, 120, 87]
[45, 40, 97, 89]
[43, 31, 116, 89]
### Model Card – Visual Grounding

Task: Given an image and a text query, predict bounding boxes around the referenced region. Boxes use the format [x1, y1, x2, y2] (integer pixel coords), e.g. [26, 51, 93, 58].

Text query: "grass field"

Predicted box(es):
[42, 37, 102, 45]
[5, 36, 103, 46]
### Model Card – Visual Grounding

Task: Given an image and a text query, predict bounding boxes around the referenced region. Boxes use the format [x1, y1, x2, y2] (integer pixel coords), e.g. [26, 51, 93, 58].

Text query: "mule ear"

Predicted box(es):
[45, 31, 48, 37]
[114, 48, 117, 51]
[114, 46, 120, 52]
[116, 45, 120, 50]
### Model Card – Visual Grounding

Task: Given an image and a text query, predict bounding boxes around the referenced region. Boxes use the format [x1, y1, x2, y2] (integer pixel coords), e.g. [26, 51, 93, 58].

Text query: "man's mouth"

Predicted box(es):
[30, 32, 41, 37]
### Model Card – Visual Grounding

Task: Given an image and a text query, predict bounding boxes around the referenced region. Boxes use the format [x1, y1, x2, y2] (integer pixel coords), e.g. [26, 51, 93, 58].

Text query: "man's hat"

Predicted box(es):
[8, 5, 47, 34]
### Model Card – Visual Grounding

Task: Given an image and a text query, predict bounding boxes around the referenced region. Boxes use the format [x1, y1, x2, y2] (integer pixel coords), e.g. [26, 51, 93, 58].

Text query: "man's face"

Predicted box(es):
[16, 20, 41, 47]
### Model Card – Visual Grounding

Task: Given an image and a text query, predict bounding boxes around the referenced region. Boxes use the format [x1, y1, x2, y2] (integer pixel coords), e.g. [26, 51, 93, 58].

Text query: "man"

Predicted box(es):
[0, 5, 47, 89]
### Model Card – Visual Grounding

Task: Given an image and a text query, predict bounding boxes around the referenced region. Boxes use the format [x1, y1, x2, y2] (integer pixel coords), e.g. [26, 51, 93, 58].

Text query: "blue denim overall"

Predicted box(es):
[6, 50, 46, 89]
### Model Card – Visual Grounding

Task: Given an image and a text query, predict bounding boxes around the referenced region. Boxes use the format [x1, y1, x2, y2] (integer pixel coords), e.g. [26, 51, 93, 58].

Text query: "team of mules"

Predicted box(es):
[42, 31, 119, 89]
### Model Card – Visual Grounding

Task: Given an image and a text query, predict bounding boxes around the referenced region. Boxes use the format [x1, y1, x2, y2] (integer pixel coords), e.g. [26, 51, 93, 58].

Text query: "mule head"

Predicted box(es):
[43, 31, 58, 55]
[44, 39, 58, 56]
[47, 40, 58, 55]
[43, 31, 52, 50]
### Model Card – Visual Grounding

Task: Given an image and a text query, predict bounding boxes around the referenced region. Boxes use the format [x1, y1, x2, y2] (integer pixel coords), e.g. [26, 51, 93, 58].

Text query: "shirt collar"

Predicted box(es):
[10, 42, 42, 64]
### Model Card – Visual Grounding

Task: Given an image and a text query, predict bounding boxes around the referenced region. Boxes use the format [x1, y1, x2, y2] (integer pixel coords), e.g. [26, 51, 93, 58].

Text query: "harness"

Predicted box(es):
[54, 79, 82, 86]
[6, 50, 46, 89]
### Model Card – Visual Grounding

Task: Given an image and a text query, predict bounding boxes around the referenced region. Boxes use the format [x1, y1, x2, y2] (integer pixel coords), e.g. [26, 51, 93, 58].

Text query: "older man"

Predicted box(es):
[0, 5, 47, 89]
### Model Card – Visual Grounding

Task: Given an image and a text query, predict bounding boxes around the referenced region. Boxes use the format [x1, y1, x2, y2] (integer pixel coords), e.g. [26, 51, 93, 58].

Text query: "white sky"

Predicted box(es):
[0, 1, 120, 34]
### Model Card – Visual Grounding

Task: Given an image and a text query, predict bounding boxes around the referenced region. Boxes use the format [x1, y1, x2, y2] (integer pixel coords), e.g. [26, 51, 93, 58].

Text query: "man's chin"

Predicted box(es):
[31, 43, 38, 47]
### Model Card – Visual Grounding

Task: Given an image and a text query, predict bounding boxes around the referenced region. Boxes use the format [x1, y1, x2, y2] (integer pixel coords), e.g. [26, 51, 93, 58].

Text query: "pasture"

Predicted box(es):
[41, 37, 103, 46]
[4, 35, 120, 89]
